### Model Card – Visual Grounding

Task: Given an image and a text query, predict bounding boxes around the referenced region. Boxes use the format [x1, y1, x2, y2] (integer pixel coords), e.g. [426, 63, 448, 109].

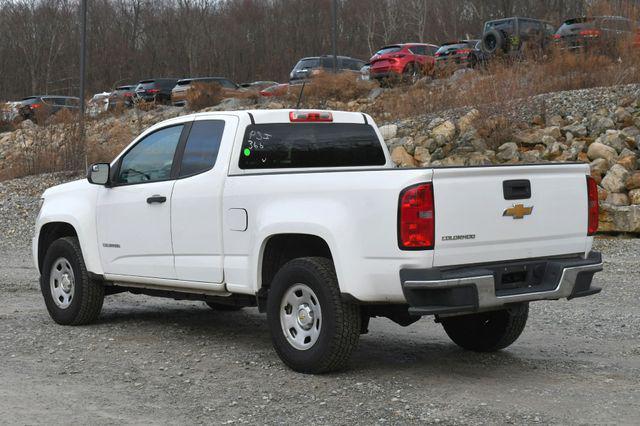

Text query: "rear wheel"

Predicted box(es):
[266, 257, 360, 374]
[440, 303, 528, 352]
[40, 237, 104, 325]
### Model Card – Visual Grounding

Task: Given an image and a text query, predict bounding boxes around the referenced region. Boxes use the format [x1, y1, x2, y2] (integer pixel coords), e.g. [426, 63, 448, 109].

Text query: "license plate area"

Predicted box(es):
[493, 262, 552, 295]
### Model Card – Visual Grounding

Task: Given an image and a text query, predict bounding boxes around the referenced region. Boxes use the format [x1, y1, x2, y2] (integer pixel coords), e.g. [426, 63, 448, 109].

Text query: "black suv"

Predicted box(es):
[18, 96, 80, 122]
[134, 78, 179, 103]
[554, 16, 640, 53]
[289, 56, 366, 82]
[481, 17, 556, 56]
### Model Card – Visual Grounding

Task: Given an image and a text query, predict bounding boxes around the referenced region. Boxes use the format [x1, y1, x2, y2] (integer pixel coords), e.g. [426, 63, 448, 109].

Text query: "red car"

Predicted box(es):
[369, 43, 439, 83]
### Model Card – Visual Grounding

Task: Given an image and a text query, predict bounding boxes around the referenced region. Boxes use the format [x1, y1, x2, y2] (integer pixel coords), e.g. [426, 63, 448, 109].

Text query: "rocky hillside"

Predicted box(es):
[1, 83, 640, 233]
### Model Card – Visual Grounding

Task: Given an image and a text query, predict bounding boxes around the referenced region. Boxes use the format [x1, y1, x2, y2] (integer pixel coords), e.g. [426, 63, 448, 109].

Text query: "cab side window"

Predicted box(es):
[178, 120, 225, 177]
[117, 125, 184, 184]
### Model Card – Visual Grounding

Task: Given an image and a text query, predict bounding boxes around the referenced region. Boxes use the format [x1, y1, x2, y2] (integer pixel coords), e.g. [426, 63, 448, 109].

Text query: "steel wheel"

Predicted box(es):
[49, 257, 75, 309]
[280, 283, 322, 350]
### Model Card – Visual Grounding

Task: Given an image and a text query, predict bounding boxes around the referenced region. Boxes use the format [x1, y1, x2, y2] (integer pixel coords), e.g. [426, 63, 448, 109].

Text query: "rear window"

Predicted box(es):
[238, 123, 386, 169]
[375, 46, 402, 56]
[176, 79, 192, 86]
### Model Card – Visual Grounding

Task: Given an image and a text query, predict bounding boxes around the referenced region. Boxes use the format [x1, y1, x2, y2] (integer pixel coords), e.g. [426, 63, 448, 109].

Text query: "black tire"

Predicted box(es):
[440, 303, 529, 352]
[266, 257, 360, 374]
[482, 29, 507, 54]
[40, 237, 104, 325]
[205, 301, 243, 311]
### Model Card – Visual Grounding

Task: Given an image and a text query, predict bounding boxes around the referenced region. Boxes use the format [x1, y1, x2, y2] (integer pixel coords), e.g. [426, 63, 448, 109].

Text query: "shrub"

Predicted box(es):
[185, 82, 223, 111]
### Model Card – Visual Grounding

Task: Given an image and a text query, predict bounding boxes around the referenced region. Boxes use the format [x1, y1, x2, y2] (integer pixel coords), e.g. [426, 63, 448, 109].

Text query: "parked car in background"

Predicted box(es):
[87, 92, 111, 117]
[435, 39, 486, 74]
[481, 17, 556, 57]
[18, 96, 80, 123]
[108, 85, 136, 109]
[554, 16, 640, 54]
[289, 55, 366, 82]
[359, 63, 370, 81]
[134, 78, 178, 103]
[368, 43, 439, 84]
[240, 81, 279, 92]
[171, 77, 241, 107]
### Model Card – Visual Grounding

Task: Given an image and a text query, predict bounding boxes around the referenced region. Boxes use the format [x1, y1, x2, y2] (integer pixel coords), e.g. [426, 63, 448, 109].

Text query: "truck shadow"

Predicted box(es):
[95, 298, 559, 378]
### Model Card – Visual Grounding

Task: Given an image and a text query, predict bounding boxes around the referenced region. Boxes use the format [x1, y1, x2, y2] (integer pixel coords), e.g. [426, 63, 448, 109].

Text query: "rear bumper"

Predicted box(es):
[400, 251, 603, 316]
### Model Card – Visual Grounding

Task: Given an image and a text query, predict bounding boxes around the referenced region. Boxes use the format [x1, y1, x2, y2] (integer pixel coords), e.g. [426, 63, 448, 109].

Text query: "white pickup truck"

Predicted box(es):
[34, 109, 603, 373]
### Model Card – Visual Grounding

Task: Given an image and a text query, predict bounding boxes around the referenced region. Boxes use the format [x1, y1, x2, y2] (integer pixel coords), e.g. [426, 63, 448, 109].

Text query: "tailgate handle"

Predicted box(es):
[503, 180, 531, 200]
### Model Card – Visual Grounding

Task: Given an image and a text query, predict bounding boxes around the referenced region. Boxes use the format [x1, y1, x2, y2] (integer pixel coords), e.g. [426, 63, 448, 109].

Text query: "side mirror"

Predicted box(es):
[87, 163, 110, 185]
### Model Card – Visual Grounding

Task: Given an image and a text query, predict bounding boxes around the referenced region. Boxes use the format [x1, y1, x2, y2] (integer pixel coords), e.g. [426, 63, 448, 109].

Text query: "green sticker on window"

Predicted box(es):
[243, 148, 251, 157]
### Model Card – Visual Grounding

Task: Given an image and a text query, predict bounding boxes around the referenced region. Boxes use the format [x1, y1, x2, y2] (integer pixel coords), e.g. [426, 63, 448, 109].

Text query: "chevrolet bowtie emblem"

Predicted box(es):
[503, 204, 533, 219]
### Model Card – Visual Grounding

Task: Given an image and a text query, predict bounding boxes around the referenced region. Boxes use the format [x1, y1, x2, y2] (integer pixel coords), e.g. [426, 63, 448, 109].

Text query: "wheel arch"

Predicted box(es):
[37, 221, 79, 272]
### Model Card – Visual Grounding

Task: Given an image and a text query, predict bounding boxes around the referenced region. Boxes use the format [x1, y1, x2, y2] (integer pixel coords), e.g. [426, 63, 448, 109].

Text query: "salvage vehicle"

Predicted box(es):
[289, 55, 365, 82]
[18, 95, 80, 123]
[134, 78, 179, 103]
[171, 77, 242, 107]
[435, 40, 487, 74]
[33, 109, 603, 373]
[369, 43, 439, 84]
[481, 17, 556, 57]
[554, 16, 640, 54]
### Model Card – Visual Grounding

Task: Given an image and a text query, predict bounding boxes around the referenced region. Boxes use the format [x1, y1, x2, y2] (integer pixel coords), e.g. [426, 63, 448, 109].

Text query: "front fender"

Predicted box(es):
[34, 180, 102, 275]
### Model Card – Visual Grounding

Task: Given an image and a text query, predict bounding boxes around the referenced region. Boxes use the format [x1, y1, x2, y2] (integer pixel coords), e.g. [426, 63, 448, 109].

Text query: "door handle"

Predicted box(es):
[146, 195, 167, 204]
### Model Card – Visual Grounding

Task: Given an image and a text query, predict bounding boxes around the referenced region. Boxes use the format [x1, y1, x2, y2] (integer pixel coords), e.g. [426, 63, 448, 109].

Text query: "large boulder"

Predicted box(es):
[457, 109, 480, 134]
[625, 171, 640, 190]
[601, 164, 630, 193]
[590, 158, 609, 175]
[617, 149, 637, 171]
[587, 142, 617, 164]
[390, 146, 417, 167]
[605, 193, 630, 206]
[431, 120, 456, 142]
[597, 130, 627, 153]
[589, 115, 615, 136]
[599, 204, 640, 233]
[413, 146, 431, 164]
[629, 189, 640, 205]
[379, 124, 398, 140]
[497, 142, 519, 162]
[561, 122, 588, 137]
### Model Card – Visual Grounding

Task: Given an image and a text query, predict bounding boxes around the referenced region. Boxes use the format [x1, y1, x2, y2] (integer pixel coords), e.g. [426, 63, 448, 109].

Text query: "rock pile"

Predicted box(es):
[382, 96, 640, 233]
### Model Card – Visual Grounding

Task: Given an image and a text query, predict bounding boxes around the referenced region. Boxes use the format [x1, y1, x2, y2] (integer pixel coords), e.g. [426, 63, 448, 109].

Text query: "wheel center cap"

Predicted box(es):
[60, 274, 72, 293]
[297, 304, 314, 330]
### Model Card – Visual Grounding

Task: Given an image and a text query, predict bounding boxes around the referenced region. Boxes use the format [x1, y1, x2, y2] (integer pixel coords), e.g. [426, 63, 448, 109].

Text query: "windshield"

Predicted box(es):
[294, 59, 320, 71]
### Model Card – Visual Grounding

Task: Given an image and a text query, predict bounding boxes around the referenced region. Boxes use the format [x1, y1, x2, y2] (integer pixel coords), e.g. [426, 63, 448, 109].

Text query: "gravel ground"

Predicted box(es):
[1, 174, 639, 424]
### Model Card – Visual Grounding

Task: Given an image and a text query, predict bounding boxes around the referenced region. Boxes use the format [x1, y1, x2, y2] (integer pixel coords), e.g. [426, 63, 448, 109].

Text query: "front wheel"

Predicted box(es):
[266, 257, 360, 374]
[40, 237, 104, 325]
[440, 303, 528, 352]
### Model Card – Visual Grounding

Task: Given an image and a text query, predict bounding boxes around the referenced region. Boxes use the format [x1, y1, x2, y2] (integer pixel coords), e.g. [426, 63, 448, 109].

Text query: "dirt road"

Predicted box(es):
[1, 236, 639, 425]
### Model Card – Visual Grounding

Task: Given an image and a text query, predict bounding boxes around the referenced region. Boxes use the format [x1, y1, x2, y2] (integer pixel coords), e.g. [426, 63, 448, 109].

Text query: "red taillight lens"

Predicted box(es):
[587, 176, 599, 236]
[31, 103, 42, 109]
[455, 49, 471, 55]
[289, 111, 333, 122]
[147, 88, 160, 94]
[553, 34, 562, 40]
[399, 183, 435, 250]
[124, 93, 132, 97]
[580, 29, 601, 38]
[435, 52, 442, 57]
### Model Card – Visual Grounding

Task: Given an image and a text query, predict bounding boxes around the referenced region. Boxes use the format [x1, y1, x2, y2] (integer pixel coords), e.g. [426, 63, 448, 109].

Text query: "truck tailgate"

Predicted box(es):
[432, 164, 590, 267]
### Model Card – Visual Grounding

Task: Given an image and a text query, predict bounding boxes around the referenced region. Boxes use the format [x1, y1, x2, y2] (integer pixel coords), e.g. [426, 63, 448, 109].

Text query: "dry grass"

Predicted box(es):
[282, 72, 377, 108]
[186, 82, 224, 111]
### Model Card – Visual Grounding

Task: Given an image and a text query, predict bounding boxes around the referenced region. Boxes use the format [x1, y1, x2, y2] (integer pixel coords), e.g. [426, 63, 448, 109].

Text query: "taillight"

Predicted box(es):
[553, 34, 562, 40]
[31, 103, 42, 109]
[289, 111, 333, 122]
[147, 88, 160, 94]
[587, 176, 599, 236]
[124, 93, 132, 97]
[435, 52, 442, 57]
[580, 29, 601, 38]
[455, 49, 471, 55]
[398, 183, 435, 250]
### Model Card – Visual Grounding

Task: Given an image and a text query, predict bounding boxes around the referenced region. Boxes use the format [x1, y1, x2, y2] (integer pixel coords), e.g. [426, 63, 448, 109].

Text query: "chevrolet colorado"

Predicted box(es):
[34, 109, 603, 373]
